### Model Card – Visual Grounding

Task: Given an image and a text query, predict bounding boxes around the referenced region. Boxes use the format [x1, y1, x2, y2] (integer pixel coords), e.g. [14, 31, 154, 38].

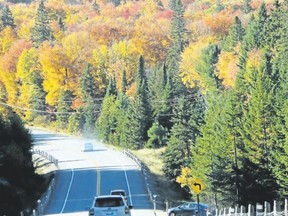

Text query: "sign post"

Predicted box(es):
[190, 177, 206, 215]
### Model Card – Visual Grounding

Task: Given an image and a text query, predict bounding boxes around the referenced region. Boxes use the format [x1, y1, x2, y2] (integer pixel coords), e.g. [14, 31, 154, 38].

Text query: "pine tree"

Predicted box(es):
[123, 56, 152, 148]
[92, 0, 100, 13]
[163, 88, 205, 181]
[145, 121, 168, 148]
[237, 52, 279, 205]
[166, 0, 187, 80]
[222, 17, 244, 52]
[80, 63, 98, 101]
[58, 16, 65, 31]
[31, 0, 54, 47]
[0, 6, 16, 29]
[196, 44, 222, 92]
[80, 64, 99, 136]
[114, 94, 130, 147]
[105, 76, 117, 97]
[243, 0, 252, 13]
[121, 70, 127, 94]
[56, 90, 73, 128]
[28, 71, 46, 120]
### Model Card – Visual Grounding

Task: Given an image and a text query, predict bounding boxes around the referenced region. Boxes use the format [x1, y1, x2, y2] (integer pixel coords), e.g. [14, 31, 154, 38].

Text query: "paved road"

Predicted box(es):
[31, 129, 165, 216]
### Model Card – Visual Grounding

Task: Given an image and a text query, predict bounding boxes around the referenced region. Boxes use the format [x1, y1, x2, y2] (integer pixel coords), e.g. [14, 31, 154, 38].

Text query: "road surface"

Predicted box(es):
[31, 129, 166, 216]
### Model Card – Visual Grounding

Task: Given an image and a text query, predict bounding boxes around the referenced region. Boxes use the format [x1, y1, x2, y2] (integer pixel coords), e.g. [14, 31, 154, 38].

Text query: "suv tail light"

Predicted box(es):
[124, 206, 130, 214]
[89, 208, 94, 215]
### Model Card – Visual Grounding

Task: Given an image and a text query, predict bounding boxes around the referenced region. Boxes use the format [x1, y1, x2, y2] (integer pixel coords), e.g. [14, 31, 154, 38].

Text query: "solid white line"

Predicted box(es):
[108, 151, 133, 206]
[60, 169, 74, 213]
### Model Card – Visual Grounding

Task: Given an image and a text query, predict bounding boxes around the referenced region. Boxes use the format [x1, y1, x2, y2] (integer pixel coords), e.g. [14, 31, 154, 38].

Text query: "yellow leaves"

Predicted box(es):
[244, 49, 262, 83]
[39, 42, 68, 105]
[176, 167, 194, 189]
[62, 31, 91, 64]
[0, 27, 17, 54]
[180, 36, 217, 92]
[216, 51, 239, 88]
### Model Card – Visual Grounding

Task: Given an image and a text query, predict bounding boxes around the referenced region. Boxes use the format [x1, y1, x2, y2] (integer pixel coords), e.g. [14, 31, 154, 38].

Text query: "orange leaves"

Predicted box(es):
[203, 11, 234, 39]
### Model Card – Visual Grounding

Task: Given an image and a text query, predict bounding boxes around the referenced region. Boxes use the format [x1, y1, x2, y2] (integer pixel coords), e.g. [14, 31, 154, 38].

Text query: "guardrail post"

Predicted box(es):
[248, 204, 253, 216]
[273, 200, 277, 216]
[240, 205, 245, 216]
[285, 199, 287, 216]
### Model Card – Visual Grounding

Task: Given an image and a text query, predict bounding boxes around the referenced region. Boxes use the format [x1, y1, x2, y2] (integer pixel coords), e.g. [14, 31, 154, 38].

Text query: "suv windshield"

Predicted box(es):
[95, 197, 124, 207]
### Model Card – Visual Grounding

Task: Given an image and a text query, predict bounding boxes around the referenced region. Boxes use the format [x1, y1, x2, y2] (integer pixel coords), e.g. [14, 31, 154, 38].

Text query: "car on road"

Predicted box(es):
[110, 189, 128, 202]
[167, 202, 210, 216]
[88, 195, 133, 216]
[81, 142, 93, 152]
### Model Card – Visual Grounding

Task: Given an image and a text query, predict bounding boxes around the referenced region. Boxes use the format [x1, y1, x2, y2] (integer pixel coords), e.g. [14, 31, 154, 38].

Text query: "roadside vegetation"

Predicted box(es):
[0, 108, 50, 216]
[0, 0, 287, 212]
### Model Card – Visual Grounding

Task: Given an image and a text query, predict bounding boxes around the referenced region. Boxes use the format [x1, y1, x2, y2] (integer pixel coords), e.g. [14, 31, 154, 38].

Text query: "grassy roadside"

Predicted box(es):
[130, 147, 188, 210]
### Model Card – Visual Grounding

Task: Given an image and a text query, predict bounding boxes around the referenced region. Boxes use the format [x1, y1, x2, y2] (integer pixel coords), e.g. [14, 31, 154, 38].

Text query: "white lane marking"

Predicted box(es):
[60, 169, 74, 213]
[107, 151, 133, 206]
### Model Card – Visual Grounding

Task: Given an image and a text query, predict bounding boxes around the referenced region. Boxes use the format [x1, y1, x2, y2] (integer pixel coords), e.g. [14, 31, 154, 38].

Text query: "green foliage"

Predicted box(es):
[0, 6, 16, 29]
[222, 17, 244, 52]
[31, 0, 54, 47]
[196, 44, 222, 92]
[166, 0, 187, 79]
[0, 111, 45, 215]
[163, 88, 206, 180]
[145, 121, 168, 148]
[56, 90, 73, 129]
[243, 0, 252, 13]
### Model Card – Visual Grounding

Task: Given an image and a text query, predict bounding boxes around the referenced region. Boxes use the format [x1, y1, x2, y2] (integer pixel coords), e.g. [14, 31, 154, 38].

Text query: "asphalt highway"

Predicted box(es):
[30, 129, 165, 216]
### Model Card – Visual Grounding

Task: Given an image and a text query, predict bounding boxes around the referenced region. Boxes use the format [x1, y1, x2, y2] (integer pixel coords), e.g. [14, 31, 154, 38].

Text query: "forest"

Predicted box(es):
[0, 0, 287, 211]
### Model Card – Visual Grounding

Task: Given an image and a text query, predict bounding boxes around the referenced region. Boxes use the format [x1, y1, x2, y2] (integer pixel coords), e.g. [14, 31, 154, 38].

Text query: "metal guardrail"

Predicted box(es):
[19, 149, 59, 216]
[123, 149, 154, 201]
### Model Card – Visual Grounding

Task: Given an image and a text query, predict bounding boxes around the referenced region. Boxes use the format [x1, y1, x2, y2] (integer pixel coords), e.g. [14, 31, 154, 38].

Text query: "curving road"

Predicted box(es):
[31, 129, 160, 216]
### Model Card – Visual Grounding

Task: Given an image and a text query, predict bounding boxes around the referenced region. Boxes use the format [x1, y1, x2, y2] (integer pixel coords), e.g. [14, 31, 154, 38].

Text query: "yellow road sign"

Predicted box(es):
[190, 178, 205, 194]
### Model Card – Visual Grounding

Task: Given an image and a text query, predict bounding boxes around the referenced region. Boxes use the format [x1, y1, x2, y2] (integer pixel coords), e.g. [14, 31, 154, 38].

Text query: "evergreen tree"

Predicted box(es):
[68, 108, 85, 135]
[121, 70, 127, 94]
[114, 94, 130, 147]
[196, 44, 222, 92]
[215, 0, 225, 12]
[222, 17, 244, 52]
[31, 0, 54, 47]
[58, 16, 65, 31]
[28, 71, 46, 120]
[80, 63, 98, 101]
[56, 90, 73, 128]
[105, 76, 117, 97]
[80, 64, 99, 136]
[123, 57, 152, 148]
[163, 88, 205, 181]
[96, 94, 117, 142]
[145, 121, 168, 148]
[237, 52, 279, 205]
[0, 112, 45, 215]
[93, 0, 100, 13]
[243, 0, 252, 13]
[166, 0, 187, 80]
[0, 6, 16, 29]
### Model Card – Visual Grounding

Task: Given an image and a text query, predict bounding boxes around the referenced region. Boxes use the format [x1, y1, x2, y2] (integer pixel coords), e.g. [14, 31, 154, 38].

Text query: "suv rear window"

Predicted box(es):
[95, 197, 124, 207]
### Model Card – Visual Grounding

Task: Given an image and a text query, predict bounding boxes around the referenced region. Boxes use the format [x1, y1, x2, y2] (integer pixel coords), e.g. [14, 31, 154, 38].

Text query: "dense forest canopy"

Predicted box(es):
[0, 0, 287, 211]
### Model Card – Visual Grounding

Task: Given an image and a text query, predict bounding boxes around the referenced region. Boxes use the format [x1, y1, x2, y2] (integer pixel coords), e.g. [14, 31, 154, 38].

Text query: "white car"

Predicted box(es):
[110, 189, 128, 202]
[81, 142, 93, 152]
[88, 195, 133, 216]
